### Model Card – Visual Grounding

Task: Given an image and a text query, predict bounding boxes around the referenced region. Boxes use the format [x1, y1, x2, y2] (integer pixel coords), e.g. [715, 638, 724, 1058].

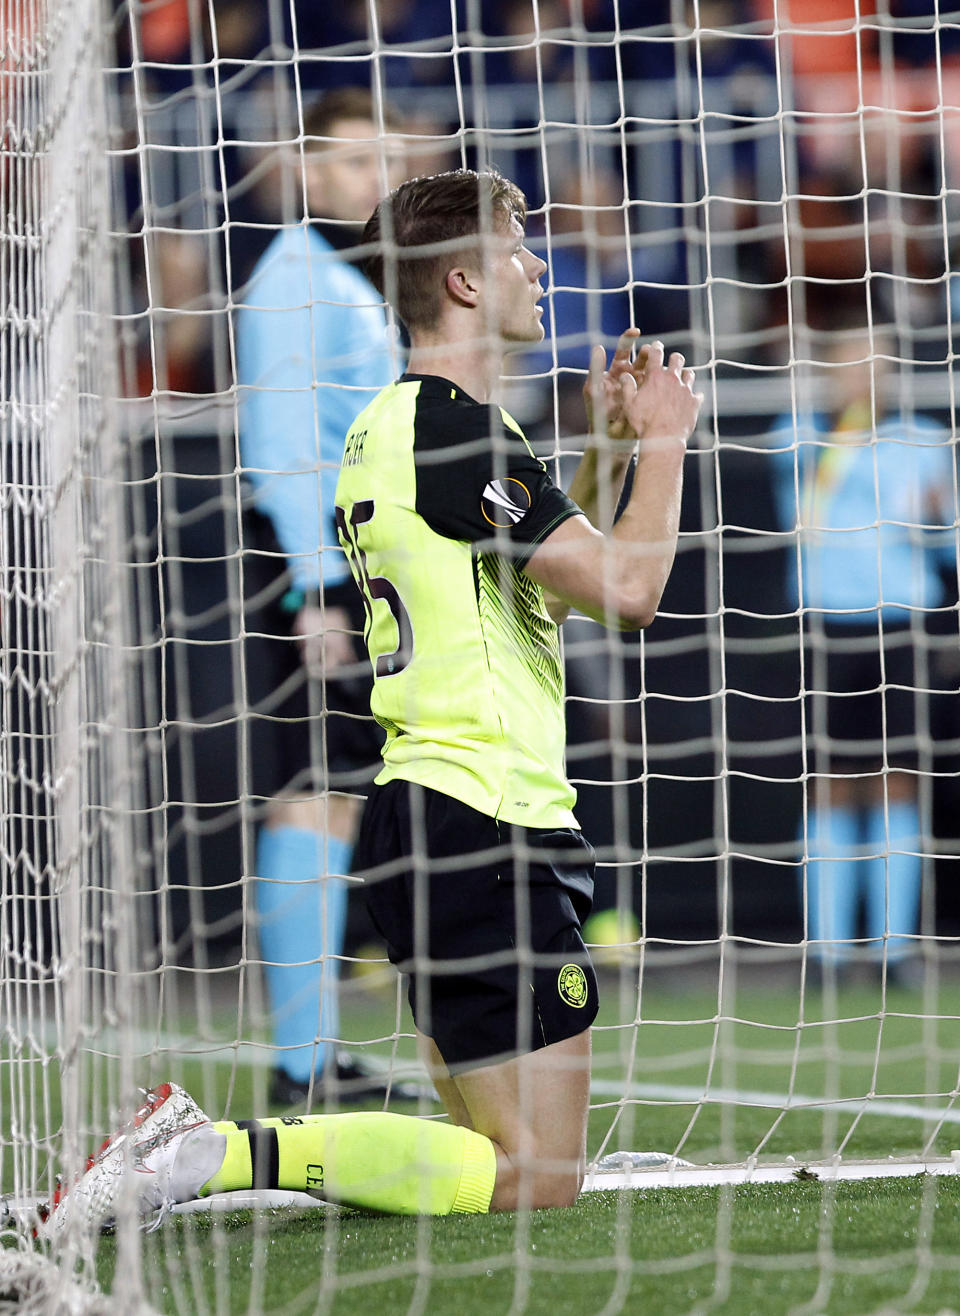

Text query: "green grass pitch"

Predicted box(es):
[11, 970, 960, 1313]
[98, 1177, 960, 1315]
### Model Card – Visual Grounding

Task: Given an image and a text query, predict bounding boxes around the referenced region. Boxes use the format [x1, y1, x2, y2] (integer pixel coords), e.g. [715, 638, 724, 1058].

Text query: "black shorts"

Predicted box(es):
[804, 618, 919, 771]
[354, 779, 599, 1071]
[241, 506, 382, 802]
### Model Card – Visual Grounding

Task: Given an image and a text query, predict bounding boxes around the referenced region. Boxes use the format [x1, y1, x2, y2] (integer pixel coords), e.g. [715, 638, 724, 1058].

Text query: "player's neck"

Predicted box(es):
[406, 336, 505, 404]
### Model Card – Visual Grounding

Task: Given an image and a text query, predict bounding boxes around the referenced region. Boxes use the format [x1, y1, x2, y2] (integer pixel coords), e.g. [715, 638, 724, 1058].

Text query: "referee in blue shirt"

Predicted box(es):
[237, 88, 407, 1105]
[768, 317, 956, 984]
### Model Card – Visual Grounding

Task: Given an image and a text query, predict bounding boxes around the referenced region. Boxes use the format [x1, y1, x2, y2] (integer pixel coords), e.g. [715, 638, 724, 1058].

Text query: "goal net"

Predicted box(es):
[3, 0, 960, 1311]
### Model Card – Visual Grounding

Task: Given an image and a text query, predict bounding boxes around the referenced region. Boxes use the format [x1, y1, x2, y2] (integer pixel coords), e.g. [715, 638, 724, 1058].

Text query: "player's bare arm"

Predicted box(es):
[526, 338, 703, 629]
[573, 328, 646, 526]
[533, 329, 643, 624]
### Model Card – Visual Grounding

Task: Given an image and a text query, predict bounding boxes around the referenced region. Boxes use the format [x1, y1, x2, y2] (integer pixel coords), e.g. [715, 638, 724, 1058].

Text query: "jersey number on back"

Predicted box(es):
[335, 500, 413, 678]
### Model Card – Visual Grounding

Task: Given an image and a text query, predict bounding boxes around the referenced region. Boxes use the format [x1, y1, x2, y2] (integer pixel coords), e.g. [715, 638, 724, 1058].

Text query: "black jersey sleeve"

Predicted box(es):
[411, 381, 582, 566]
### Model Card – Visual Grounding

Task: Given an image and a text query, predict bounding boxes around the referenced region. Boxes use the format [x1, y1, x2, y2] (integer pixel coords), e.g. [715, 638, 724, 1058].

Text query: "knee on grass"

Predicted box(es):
[492, 1164, 583, 1212]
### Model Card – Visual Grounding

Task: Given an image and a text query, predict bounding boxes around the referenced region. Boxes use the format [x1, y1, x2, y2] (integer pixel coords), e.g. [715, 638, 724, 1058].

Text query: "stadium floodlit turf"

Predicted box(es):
[80, 976, 960, 1313]
[96, 1177, 960, 1314]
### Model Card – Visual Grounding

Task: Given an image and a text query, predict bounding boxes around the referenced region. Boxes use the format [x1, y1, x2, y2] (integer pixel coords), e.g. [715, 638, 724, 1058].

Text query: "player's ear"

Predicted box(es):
[445, 265, 480, 309]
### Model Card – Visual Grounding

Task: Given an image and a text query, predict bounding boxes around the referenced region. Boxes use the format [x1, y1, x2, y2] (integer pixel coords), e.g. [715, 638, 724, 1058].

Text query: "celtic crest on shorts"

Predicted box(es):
[558, 963, 589, 1008]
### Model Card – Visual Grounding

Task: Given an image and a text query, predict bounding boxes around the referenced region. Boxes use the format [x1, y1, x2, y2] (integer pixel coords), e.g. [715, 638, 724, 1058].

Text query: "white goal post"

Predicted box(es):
[3, 1, 960, 1311]
[1, 0, 152, 1307]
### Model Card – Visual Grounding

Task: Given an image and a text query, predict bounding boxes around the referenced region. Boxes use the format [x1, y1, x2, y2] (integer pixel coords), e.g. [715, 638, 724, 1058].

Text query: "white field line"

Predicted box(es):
[590, 1078, 960, 1126]
[8, 1153, 960, 1228]
[168, 1152, 960, 1209]
[22, 1020, 960, 1129]
[580, 1155, 960, 1194]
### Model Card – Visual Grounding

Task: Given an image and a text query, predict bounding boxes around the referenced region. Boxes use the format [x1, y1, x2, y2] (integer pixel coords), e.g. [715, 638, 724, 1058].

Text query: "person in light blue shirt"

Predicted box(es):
[768, 319, 956, 982]
[236, 88, 409, 1106]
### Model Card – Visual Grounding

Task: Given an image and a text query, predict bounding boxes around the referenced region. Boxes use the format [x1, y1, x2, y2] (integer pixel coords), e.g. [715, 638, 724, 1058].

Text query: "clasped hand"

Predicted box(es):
[583, 328, 702, 447]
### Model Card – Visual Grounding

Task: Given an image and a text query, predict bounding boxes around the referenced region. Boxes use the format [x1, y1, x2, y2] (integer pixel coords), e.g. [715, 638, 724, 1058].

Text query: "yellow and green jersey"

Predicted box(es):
[335, 373, 582, 828]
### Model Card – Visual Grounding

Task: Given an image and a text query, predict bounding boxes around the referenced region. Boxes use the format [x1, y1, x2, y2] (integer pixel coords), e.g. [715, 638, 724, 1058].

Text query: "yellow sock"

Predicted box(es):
[201, 1112, 496, 1215]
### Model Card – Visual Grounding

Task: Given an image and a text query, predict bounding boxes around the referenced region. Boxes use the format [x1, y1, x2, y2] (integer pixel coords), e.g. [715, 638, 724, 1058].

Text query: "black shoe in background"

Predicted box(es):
[269, 1051, 435, 1109]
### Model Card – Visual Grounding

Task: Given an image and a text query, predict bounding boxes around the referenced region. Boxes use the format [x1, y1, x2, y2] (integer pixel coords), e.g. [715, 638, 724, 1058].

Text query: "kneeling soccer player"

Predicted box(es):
[46, 168, 701, 1232]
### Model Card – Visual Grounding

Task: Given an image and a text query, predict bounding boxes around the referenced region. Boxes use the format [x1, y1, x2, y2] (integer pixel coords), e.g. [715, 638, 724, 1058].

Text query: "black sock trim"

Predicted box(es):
[236, 1120, 279, 1190]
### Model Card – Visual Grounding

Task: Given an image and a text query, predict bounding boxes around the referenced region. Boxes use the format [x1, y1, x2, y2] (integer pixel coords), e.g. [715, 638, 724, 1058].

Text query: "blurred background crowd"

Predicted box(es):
[92, 0, 960, 968]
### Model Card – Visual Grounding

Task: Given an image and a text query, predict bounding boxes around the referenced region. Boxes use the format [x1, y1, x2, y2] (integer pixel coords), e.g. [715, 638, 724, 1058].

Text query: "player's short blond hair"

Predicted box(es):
[362, 168, 527, 331]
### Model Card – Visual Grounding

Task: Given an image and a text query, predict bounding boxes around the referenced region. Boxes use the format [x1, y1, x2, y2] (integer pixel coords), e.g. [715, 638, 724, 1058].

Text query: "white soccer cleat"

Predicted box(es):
[40, 1082, 213, 1240]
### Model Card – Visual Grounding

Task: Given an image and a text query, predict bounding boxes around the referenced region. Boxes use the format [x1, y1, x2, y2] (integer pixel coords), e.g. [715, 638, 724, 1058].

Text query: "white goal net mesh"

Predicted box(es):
[3, 1, 960, 1311]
